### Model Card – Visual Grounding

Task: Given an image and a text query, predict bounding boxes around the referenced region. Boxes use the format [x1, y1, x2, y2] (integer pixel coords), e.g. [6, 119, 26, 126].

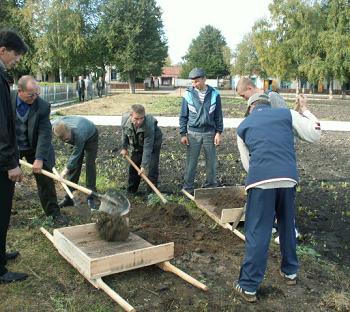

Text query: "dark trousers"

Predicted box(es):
[78, 90, 85, 102]
[97, 88, 103, 97]
[65, 131, 98, 198]
[238, 187, 299, 292]
[20, 150, 60, 216]
[0, 171, 15, 275]
[128, 144, 161, 193]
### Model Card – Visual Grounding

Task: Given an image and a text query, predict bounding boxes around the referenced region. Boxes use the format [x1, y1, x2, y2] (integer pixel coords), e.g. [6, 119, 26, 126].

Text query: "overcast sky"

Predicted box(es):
[156, 0, 272, 64]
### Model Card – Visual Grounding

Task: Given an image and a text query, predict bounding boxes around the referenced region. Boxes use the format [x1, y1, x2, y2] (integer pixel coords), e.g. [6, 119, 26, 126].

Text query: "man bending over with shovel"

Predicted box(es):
[120, 104, 162, 194]
[233, 93, 321, 302]
[53, 116, 98, 210]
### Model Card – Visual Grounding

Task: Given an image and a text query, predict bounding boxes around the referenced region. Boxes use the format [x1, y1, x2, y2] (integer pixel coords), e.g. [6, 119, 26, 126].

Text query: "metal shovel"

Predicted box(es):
[19, 159, 130, 216]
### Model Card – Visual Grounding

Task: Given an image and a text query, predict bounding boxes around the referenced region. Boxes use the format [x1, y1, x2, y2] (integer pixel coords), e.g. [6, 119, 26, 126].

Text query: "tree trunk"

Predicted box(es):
[128, 71, 136, 94]
[329, 80, 333, 100]
[341, 84, 346, 100]
[59, 66, 63, 83]
[295, 78, 300, 95]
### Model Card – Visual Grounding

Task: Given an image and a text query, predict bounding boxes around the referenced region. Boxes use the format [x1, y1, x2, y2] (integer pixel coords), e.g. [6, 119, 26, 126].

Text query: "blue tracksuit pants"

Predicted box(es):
[238, 187, 299, 292]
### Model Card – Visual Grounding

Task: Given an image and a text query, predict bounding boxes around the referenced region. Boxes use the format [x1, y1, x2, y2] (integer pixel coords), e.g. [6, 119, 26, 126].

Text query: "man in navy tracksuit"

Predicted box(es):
[234, 93, 321, 302]
[179, 68, 223, 194]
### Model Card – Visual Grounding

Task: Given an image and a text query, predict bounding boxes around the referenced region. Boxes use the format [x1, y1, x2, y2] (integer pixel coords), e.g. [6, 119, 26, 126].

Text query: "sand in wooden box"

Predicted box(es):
[52, 223, 174, 279]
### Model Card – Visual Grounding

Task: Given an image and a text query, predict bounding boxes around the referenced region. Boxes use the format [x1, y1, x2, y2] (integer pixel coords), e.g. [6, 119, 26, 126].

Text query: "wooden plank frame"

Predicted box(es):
[41, 225, 208, 312]
[53, 223, 174, 279]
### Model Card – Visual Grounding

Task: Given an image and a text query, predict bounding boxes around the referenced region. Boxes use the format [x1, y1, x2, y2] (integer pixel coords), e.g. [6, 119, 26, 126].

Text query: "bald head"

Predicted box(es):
[18, 75, 37, 90]
[17, 75, 40, 104]
[53, 121, 71, 142]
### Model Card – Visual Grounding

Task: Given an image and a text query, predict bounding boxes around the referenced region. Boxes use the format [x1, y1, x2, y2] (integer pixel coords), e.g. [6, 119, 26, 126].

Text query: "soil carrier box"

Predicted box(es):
[52, 223, 174, 279]
[194, 186, 246, 223]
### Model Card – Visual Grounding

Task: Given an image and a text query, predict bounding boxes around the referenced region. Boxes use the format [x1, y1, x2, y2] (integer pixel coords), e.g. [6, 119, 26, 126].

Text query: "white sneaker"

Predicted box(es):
[274, 229, 300, 245]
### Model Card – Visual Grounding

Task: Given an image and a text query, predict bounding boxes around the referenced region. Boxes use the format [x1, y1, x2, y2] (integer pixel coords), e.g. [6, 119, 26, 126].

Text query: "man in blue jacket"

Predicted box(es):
[179, 68, 223, 194]
[52, 116, 98, 209]
[234, 93, 321, 302]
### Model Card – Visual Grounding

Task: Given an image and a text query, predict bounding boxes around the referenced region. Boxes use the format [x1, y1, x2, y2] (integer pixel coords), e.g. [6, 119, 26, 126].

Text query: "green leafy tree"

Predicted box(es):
[28, 0, 87, 82]
[181, 25, 230, 79]
[99, 0, 168, 93]
[0, 0, 34, 80]
[319, 0, 350, 97]
[231, 32, 265, 77]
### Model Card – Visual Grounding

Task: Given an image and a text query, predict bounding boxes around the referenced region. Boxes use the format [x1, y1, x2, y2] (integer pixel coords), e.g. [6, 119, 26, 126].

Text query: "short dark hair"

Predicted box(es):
[131, 104, 145, 115]
[0, 29, 28, 54]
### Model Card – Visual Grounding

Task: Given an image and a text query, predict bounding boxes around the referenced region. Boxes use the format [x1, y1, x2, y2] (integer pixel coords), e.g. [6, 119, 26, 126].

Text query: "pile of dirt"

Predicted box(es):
[209, 190, 246, 209]
[95, 211, 129, 242]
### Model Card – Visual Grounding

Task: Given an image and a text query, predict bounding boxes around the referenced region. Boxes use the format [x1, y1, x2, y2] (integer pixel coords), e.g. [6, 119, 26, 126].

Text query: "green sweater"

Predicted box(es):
[121, 113, 162, 169]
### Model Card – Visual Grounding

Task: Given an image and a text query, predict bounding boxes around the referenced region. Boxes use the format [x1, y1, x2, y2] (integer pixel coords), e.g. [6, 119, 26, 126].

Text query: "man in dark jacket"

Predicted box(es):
[179, 68, 223, 194]
[0, 29, 28, 283]
[76, 75, 85, 102]
[12, 75, 68, 226]
[120, 104, 162, 194]
[52, 116, 98, 209]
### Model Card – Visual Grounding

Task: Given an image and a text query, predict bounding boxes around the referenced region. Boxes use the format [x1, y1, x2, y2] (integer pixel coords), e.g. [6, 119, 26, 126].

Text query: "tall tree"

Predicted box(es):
[100, 0, 168, 93]
[28, 0, 87, 82]
[232, 32, 265, 77]
[181, 25, 229, 79]
[320, 0, 350, 97]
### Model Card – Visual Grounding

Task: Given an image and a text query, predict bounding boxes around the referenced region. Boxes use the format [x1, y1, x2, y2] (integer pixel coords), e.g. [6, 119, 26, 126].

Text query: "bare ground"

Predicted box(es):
[2, 122, 349, 312]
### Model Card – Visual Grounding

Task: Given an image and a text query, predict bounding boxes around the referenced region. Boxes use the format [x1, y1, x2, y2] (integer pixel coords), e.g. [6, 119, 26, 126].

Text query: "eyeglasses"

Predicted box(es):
[27, 92, 40, 97]
[19, 89, 40, 97]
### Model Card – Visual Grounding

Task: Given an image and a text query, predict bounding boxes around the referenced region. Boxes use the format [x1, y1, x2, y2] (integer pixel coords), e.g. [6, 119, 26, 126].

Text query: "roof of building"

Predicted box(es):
[162, 66, 182, 78]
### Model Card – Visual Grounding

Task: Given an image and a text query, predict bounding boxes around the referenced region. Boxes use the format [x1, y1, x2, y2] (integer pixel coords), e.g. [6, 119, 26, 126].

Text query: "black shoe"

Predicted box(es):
[52, 213, 69, 226]
[0, 271, 28, 283]
[58, 197, 74, 208]
[6, 251, 19, 261]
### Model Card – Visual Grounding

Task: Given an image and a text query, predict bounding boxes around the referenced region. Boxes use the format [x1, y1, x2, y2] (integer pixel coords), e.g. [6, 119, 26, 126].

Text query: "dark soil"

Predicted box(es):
[95, 211, 129, 242]
[10, 123, 350, 311]
[209, 190, 246, 209]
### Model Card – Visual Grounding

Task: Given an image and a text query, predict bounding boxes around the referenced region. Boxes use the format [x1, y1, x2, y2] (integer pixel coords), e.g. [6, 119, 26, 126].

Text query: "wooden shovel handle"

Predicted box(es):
[124, 155, 167, 204]
[157, 261, 208, 291]
[52, 167, 74, 200]
[20, 159, 92, 196]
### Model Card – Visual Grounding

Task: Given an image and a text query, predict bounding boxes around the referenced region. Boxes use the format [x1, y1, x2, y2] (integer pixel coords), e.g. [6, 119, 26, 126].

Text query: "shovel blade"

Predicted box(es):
[99, 189, 130, 216]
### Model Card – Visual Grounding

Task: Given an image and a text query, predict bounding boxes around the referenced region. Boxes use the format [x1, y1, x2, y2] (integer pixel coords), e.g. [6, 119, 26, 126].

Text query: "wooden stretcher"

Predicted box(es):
[40, 223, 207, 312]
[182, 186, 246, 241]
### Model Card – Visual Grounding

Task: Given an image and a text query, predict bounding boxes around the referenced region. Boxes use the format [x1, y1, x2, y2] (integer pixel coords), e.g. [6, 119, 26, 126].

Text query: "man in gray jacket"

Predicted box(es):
[120, 104, 162, 194]
[12, 75, 68, 226]
[53, 116, 98, 209]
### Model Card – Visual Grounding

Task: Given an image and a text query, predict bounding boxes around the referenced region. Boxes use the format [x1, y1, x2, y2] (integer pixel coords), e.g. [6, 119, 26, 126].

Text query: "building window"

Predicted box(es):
[111, 69, 118, 81]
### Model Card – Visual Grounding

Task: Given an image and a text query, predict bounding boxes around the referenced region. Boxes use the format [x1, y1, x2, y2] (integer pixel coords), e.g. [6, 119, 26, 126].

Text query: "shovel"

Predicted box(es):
[123, 154, 167, 204]
[52, 167, 76, 205]
[52, 167, 91, 219]
[19, 159, 130, 216]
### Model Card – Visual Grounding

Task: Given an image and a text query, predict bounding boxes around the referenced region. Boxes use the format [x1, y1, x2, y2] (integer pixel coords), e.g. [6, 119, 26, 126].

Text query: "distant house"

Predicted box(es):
[161, 66, 182, 86]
